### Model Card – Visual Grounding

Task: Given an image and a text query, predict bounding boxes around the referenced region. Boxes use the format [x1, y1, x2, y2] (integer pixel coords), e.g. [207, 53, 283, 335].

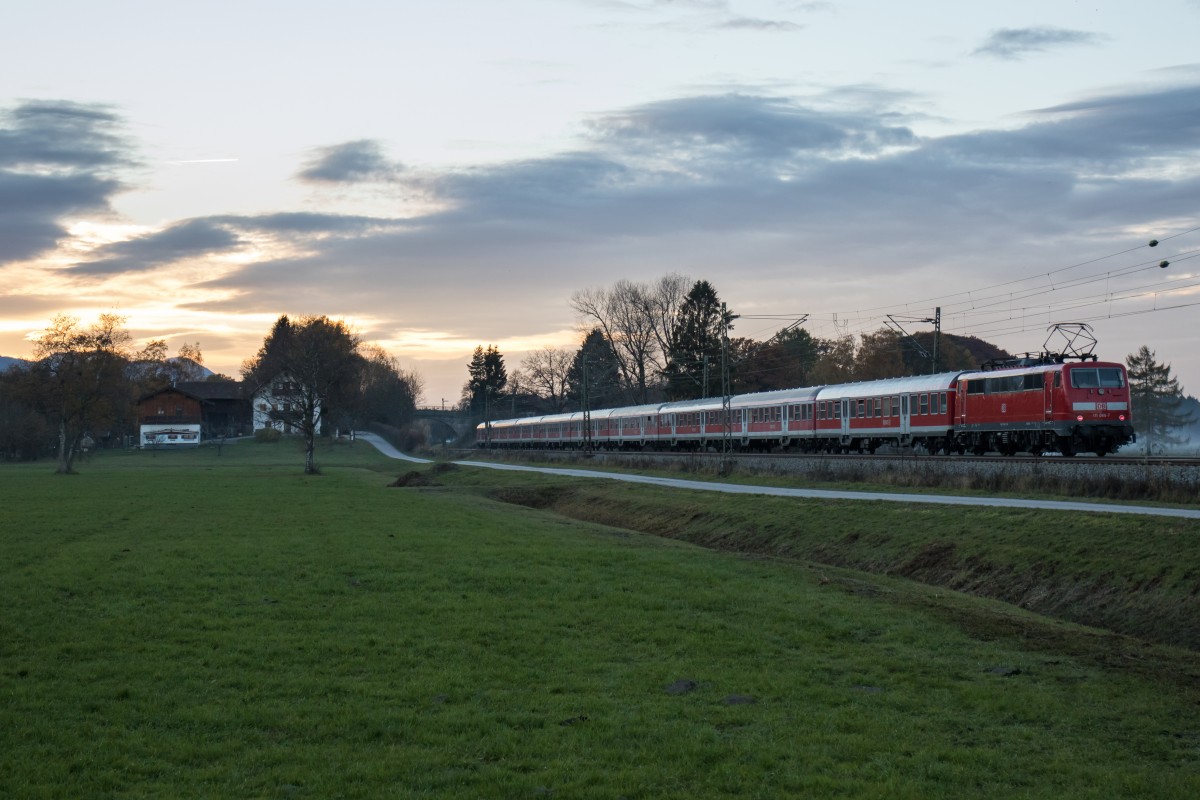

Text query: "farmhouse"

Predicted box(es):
[137, 386, 204, 446]
[251, 375, 320, 434]
[137, 381, 252, 446]
[175, 381, 252, 437]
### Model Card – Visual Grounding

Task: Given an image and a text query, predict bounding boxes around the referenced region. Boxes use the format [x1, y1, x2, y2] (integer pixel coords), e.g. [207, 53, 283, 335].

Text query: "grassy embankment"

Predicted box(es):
[446, 460, 1200, 652]
[2, 440, 1198, 798]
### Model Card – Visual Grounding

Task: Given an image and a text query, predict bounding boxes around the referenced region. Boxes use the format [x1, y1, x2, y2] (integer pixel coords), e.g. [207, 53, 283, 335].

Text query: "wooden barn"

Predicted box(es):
[137, 386, 204, 447]
[136, 381, 252, 447]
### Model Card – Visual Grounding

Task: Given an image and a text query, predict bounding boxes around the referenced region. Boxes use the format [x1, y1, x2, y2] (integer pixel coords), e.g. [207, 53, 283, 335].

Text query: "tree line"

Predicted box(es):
[0, 313, 422, 472]
[462, 274, 1195, 450]
[462, 274, 993, 415]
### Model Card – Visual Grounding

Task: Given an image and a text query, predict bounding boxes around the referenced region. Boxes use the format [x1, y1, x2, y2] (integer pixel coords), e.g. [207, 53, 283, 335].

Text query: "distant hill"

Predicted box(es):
[126, 357, 215, 383]
[0, 355, 30, 372]
[3, 355, 214, 379]
[945, 334, 1012, 367]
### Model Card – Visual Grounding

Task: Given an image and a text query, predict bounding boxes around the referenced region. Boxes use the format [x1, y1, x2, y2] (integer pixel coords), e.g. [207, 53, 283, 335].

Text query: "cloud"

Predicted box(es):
[0, 100, 133, 264]
[70, 218, 245, 275]
[38, 80, 1197, 357]
[296, 139, 404, 184]
[973, 27, 1104, 60]
[589, 93, 918, 169]
[185, 80, 1198, 340]
[218, 211, 407, 235]
[0, 100, 133, 171]
[717, 18, 803, 32]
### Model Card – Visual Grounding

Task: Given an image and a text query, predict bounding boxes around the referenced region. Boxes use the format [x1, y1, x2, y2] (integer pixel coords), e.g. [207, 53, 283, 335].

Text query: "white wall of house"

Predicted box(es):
[252, 377, 321, 434]
[140, 423, 202, 446]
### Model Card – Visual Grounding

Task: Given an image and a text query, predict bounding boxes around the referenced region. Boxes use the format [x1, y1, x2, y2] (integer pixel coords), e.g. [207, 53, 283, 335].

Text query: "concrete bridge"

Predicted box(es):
[413, 409, 477, 444]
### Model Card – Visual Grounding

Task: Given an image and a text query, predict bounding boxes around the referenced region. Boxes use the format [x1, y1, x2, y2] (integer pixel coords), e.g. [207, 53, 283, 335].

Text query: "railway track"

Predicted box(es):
[458, 447, 1200, 470]
[444, 447, 1200, 501]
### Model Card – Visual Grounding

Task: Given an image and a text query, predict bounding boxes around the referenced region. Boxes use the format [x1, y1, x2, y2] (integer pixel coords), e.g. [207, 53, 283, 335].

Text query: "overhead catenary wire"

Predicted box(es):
[759, 224, 1199, 350]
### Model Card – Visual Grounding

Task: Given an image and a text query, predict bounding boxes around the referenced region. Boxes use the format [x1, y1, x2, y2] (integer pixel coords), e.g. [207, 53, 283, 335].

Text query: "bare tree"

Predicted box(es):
[519, 347, 573, 412]
[645, 272, 692, 372]
[570, 274, 691, 404]
[243, 315, 363, 474]
[30, 313, 132, 474]
[174, 341, 207, 381]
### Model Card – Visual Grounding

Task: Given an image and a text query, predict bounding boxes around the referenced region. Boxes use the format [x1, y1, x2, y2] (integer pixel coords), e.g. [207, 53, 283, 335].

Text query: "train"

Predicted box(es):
[475, 356, 1135, 457]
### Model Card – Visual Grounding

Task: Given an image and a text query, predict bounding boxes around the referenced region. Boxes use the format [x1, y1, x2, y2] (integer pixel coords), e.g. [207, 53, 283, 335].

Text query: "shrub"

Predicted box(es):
[254, 427, 282, 443]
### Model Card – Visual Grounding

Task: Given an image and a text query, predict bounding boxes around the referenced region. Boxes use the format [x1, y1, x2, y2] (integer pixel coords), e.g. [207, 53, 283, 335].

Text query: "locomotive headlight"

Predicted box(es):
[1077, 415, 1084, 422]
[1119, 414, 1126, 421]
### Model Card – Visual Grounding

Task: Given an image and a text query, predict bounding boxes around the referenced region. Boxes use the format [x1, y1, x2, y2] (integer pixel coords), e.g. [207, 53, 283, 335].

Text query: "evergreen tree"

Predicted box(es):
[662, 280, 736, 400]
[732, 327, 820, 392]
[1126, 346, 1194, 452]
[464, 344, 508, 416]
[566, 328, 624, 410]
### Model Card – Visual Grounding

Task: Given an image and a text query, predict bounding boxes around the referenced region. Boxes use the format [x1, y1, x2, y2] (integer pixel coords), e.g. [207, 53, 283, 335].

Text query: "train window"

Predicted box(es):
[1071, 368, 1100, 388]
[1099, 368, 1124, 388]
[919, 394, 929, 415]
[833, 402, 841, 420]
[1069, 367, 1125, 389]
[940, 393, 947, 415]
[893, 396, 900, 416]
[818, 401, 825, 420]
[967, 380, 984, 395]
[855, 399, 864, 418]
[1054, 373, 1062, 389]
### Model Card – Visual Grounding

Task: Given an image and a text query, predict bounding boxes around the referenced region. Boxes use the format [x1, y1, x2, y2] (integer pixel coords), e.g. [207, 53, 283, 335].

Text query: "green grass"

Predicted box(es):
[441, 464, 1200, 652]
[2, 443, 1199, 797]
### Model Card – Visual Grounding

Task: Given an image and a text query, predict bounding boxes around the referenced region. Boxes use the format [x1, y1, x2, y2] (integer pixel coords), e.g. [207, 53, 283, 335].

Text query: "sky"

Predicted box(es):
[2, 0, 1199, 406]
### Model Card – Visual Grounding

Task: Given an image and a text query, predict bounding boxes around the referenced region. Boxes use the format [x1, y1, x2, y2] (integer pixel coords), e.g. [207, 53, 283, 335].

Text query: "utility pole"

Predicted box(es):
[483, 387, 491, 447]
[720, 302, 733, 471]
[932, 306, 941, 373]
[581, 357, 592, 453]
[885, 309, 941, 373]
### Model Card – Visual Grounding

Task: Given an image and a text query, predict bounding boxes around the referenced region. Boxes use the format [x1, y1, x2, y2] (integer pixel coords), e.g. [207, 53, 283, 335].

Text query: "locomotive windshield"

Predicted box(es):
[1070, 367, 1125, 389]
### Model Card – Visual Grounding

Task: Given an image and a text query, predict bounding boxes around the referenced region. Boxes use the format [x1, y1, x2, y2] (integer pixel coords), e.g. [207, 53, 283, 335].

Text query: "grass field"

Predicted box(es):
[2, 440, 1199, 798]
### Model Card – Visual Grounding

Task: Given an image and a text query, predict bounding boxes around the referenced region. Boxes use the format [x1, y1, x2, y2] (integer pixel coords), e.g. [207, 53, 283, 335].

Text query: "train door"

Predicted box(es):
[840, 398, 851, 442]
[900, 394, 910, 439]
[1043, 372, 1054, 423]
